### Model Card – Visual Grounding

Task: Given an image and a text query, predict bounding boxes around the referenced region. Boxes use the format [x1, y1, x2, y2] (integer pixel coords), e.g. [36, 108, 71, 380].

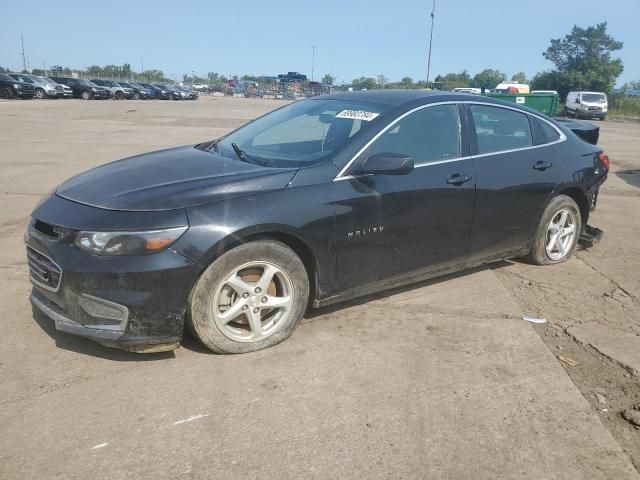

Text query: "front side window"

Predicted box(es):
[470, 105, 533, 154]
[361, 104, 461, 166]
[217, 99, 389, 167]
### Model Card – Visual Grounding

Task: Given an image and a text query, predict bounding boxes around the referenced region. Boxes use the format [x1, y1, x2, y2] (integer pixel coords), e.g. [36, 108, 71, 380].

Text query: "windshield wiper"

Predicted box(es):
[231, 143, 267, 166]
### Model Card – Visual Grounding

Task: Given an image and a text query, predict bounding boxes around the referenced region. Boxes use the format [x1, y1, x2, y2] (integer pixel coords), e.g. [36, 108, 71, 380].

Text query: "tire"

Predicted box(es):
[133, 92, 140, 100]
[525, 195, 581, 265]
[115, 91, 124, 100]
[35, 88, 46, 99]
[599, 115, 607, 121]
[188, 240, 309, 354]
[0, 86, 14, 99]
[81, 90, 92, 100]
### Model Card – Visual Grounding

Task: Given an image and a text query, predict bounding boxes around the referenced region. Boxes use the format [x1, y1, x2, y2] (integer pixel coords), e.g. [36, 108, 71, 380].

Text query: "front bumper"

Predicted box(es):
[25, 200, 200, 352]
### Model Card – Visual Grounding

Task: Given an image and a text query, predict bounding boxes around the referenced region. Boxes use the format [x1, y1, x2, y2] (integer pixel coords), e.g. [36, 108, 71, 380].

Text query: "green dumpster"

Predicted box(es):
[484, 93, 560, 117]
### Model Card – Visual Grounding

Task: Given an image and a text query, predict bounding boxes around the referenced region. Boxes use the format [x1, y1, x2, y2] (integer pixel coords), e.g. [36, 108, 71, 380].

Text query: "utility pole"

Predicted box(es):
[20, 34, 27, 72]
[426, 0, 436, 86]
[311, 46, 316, 82]
[140, 56, 144, 74]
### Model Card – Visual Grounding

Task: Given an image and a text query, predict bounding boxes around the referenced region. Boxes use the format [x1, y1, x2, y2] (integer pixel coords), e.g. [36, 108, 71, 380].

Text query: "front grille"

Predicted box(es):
[588, 106, 602, 112]
[26, 246, 62, 292]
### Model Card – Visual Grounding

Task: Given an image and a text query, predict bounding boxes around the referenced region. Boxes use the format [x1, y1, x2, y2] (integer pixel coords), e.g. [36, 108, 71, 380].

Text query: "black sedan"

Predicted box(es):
[26, 91, 608, 354]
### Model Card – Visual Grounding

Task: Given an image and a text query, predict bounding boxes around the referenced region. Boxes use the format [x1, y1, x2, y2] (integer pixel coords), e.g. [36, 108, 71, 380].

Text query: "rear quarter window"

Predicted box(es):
[470, 105, 533, 155]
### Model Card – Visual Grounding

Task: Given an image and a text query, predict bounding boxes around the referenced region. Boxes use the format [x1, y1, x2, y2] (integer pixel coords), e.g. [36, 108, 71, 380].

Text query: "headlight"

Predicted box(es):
[91, 87, 98, 92]
[74, 227, 187, 256]
[13, 83, 20, 88]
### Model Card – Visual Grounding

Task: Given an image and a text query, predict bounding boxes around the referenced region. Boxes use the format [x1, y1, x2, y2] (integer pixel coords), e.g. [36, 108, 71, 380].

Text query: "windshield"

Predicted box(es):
[215, 99, 388, 168]
[77, 79, 96, 87]
[582, 93, 606, 103]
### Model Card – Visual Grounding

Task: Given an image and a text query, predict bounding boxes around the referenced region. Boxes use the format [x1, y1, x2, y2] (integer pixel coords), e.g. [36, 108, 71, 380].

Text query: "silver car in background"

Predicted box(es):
[90, 79, 133, 99]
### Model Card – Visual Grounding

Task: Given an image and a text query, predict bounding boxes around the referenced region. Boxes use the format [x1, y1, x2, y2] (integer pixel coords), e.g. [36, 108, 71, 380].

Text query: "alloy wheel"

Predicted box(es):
[545, 208, 577, 261]
[212, 262, 294, 342]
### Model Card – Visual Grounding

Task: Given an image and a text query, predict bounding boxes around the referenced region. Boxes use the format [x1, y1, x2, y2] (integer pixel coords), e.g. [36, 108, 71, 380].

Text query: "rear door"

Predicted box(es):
[467, 103, 562, 259]
[333, 103, 476, 292]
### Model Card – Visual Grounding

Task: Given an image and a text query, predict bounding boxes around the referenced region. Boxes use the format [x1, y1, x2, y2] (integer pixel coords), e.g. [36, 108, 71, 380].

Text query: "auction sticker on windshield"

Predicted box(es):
[335, 110, 380, 121]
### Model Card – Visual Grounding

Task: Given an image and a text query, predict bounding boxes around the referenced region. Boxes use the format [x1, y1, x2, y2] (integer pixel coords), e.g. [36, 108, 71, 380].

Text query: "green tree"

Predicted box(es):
[322, 73, 335, 86]
[435, 70, 472, 90]
[471, 69, 506, 89]
[542, 22, 623, 94]
[351, 77, 377, 90]
[376, 74, 388, 88]
[511, 72, 528, 84]
[400, 76, 414, 88]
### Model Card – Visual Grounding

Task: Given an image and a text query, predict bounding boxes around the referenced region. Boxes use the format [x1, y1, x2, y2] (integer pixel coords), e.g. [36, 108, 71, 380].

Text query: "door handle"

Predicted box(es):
[446, 174, 472, 185]
[533, 161, 553, 171]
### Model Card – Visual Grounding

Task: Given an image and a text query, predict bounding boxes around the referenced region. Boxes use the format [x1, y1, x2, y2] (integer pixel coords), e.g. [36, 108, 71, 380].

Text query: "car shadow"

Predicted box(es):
[31, 304, 175, 361]
[616, 169, 640, 188]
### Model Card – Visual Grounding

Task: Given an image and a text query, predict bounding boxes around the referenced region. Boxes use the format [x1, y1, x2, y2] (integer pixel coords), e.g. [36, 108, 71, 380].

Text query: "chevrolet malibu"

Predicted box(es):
[26, 91, 609, 354]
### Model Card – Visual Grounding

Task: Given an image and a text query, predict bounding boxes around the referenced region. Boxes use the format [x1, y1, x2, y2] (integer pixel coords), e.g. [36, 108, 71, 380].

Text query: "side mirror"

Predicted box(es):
[352, 153, 414, 176]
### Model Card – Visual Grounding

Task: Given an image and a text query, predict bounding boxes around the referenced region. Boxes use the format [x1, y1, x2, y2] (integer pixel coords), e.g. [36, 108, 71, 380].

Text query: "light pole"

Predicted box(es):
[20, 34, 27, 72]
[426, 0, 436, 86]
[311, 46, 316, 82]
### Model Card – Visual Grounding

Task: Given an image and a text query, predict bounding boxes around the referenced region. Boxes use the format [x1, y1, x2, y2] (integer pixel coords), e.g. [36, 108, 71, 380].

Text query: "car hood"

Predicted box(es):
[56, 145, 298, 211]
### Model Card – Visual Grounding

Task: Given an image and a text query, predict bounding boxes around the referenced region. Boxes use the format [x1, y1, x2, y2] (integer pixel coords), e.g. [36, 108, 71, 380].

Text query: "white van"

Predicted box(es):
[565, 91, 608, 120]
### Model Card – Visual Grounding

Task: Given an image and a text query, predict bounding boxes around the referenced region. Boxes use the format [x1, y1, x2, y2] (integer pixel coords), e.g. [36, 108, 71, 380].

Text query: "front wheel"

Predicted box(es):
[133, 92, 140, 100]
[188, 240, 310, 354]
[81, 90, 92, 100]
[35, 88, 46, 99]
[525, 195, 581, 265]
[0, 86, 14, 99]
[115, 91, 124, 100]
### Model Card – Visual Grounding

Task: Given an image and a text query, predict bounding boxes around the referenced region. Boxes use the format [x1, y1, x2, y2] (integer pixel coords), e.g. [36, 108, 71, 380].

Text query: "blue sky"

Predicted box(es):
[1, 0, 638, 85]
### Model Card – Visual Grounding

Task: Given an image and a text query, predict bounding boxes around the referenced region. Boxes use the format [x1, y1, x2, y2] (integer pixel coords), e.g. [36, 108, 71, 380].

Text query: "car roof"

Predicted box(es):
[312, 89, 521, 108]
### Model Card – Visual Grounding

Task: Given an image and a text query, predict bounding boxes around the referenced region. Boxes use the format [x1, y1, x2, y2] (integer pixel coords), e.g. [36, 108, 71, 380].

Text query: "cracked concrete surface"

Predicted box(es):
[0, 98, 639, 479]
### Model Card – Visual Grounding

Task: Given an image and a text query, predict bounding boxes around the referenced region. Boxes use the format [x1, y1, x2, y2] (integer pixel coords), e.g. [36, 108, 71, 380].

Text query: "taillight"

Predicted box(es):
[598, 152, 610, 171]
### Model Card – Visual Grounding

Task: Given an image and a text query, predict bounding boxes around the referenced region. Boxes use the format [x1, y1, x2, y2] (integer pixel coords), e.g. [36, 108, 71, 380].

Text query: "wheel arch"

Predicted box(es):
[555, 186, 590, 227]
[195, 227, 320, 306]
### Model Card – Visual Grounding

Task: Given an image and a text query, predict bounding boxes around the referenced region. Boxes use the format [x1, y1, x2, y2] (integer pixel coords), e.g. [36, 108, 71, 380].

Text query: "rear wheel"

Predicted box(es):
[35, 88, 46, 99]
[81, 90, 92, 100]
[188, 240, 309, 354]
[525, 195, 581, 265]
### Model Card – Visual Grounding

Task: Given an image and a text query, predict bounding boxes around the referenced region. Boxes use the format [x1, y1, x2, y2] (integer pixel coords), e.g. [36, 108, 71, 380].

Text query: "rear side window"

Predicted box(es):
[538, 119, 561, 143]
[470, 105, 533, 154]
[363, 104, 461, 166]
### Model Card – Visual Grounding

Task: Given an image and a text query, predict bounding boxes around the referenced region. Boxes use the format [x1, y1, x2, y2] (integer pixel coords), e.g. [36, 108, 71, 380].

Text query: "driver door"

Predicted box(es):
[332, 103, 476, 293]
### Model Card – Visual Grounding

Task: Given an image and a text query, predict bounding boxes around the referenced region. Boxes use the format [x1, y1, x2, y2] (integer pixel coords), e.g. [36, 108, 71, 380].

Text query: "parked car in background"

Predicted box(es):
[90, 79, 133, 99]
[175, 85, 199, 100]
[140, 83, 172, 100]
[192, 83, 208, 92]
[160, 84, 183, 100]
[26, 91, 609, 354]
[0, 73, 36, 99]
[9, 73, 64, 99]
[119, 82, 155, 99]
[39, 77, 73, 97]
[50, 77, 111, 100]
[565, 91, 608, 120]
[452, 87, 481, 94]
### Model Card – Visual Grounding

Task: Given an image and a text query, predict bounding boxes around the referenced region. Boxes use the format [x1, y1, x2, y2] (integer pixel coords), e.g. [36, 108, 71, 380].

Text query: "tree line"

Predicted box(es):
[341, 23, 634, 100]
